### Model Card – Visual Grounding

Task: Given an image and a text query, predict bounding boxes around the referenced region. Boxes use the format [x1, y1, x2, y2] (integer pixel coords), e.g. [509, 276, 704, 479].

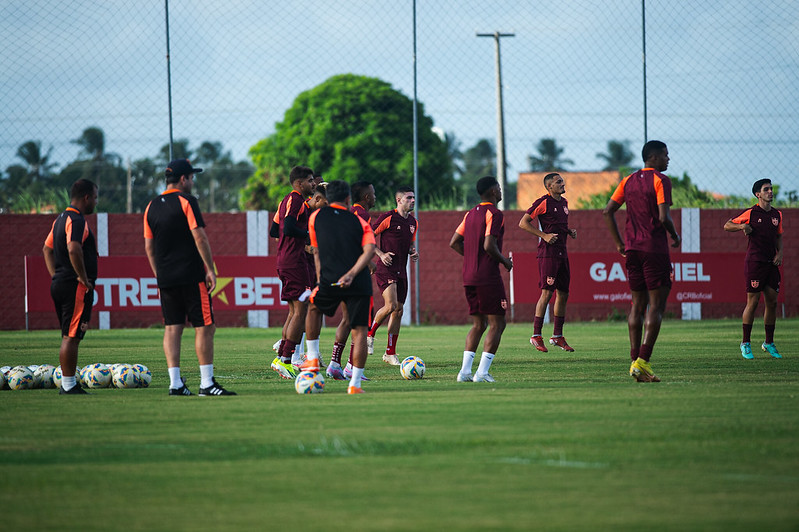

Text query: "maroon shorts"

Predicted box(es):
[625, 250, 672, 292]
[538, 256, 570, 292]
[744, 261, 780, 293]
[464, 282, 507, 316]
[278, 267, 311, 301]
[375, 272, 408, 304]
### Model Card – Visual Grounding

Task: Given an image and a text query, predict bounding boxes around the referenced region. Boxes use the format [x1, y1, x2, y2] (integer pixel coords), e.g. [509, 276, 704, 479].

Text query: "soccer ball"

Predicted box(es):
[7, 366, 34, 390]
[132, 364, 151, 388]
[53, 365, 64, 389]
[294, 370, 325, 394]
[79, 365, 92, 387]
[112, 364, 140, 388]
[400, 356, 425, 380]
[33, 364, 56, 389]
[86, 363, 112, 389]
[0, 371, 6, 390]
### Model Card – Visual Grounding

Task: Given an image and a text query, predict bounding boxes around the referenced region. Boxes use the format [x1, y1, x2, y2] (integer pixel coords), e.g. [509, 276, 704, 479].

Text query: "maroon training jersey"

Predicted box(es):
[610, 168, 673, 254]
[373, 209, 417, 280]
[731, 205, 784, 263]
[455, 202, 505, 286]
[45, 206, 98, 283]
[526, 194, 569, 259]
[351, 203, 371, 224]
[144, 189, 206, 288]
[273, 190, 309, 270]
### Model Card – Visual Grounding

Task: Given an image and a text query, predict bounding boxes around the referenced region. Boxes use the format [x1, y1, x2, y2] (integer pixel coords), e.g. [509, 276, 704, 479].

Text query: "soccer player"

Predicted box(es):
[269, 166, 316, 379]
[144, 159, 235, 396]
[43, 179, 98, 395]
[603, 140, 681, 383]
[328, 181, 376, 380]
[723, 178, 784, 359]
[368, 185, 419, 365]
[302, 180, 376, 394]
[450, 176, 513, 383]
[519, 173, 577, 352]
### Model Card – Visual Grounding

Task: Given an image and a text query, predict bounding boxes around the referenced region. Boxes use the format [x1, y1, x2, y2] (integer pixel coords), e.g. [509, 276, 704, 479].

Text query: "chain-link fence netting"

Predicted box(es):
[2, 1, 797, 213]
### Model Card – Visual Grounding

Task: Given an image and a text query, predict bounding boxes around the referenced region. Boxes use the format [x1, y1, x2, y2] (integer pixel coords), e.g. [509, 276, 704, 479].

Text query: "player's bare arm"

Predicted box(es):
[518, 213, 558, 243]
[191, 227, 217, 292]
[484, 234, 512, 272]
[602, 199, 626, 256]
[67, 240, 92, 290]
[43, 244, 56, 277]
[723, 219, 753, 235]
[449, 232, 464, 256]
[774, 233, 783, 266]
[144, 237, 158, 277]
[409, 246, 419, 262]
[658, 203, 681, 248]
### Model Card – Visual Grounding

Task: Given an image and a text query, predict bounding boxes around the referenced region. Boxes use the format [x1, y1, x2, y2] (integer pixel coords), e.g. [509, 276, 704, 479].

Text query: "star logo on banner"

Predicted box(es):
[210, 262, 234, 305]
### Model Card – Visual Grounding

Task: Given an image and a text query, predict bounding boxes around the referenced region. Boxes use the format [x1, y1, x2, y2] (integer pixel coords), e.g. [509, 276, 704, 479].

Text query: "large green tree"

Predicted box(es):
[596, 140, 634, 171]
[243, 74, 453, 210]
[528, 138, 573, 172]
[458, 138, 496, 207]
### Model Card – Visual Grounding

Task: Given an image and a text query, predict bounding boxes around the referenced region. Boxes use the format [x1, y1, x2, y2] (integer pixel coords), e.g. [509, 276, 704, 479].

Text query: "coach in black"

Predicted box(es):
[144, 159, 235, 396]
[43, 179, 98, 395]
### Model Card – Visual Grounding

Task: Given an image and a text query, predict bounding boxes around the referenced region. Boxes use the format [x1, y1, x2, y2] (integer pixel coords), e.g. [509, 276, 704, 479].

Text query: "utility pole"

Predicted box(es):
[477, 31, 514, 209]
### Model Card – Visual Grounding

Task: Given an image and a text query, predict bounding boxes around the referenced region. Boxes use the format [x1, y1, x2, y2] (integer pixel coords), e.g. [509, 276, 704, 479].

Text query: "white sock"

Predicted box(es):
[168, 367, 182, 389]
[350, 367, 364, 389]
[306, 339, 320, 360]
[62, 375, 77, 390]
[297, 333, 306, 355]
[476, 352, 495, 375]
[199, 364, 214, 389]
[460, 351, 476, 374]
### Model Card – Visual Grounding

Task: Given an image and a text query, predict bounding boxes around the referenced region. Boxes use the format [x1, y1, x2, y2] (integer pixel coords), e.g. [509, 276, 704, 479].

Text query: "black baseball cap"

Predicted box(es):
[165, 159, 203, 181]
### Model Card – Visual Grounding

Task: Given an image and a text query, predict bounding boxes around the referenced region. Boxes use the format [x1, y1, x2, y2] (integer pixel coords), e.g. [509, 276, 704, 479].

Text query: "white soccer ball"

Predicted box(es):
[294, 370, 325, 394]
[33, 364, 56, 389]
[132, 364, 151, 388]
[53, 365, 64, 389]
[112, 364, 140, 389]
[85, 363, 112, 389]
[7, 366, 35, 390]
[400, 356, 425, 380]
[79, 365, 92, 387]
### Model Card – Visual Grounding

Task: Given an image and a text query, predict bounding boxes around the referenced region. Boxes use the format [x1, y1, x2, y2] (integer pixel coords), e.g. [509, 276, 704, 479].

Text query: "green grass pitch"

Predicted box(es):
[1, 318, 797, 530]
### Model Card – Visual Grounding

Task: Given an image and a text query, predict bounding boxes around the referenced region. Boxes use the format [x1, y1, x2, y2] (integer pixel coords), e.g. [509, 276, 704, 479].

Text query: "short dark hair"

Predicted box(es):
[752, 178, 771, 197]
[70, 179, 97, 200]
[314, 184, 326, 197]
[543, 173, 560, 187]
[289, 165, 314, 183]
[642, 140, 667, 163]
[476, 176, 499, 196]
[396, 185, 414, 195]
[326, 180, 350, 203]
[351, 181, 372, 203]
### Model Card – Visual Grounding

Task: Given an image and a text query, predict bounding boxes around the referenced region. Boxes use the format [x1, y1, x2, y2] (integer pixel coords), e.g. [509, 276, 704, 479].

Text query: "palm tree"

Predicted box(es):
[443, 131, 464, 179]
[73, 126, 106, 161]
[528, 138, 573, 172]
[596, 140, 634, 171]
[16, 140, 56, 180]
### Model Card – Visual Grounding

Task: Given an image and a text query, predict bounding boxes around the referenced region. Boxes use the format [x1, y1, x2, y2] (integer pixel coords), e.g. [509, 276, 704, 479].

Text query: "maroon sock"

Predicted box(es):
[742, 323, 753, 344]
[281, 340, 297, 363]
[368, 322, 380, 337]
[639, 344, 653, 362]
[386, 334, 398, 355]
[553, 316, 565, 337]
[764, 324, 775, 344]
[331, 341, 345, 365]
[533, 316, 544, 337]
[630, 347, 640, 362]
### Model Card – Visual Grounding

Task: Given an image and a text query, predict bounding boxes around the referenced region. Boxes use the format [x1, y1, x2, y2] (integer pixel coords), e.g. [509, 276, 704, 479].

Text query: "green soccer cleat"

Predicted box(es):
[272, 359, 297, 380]
[761, 342, 782, 359]
[630, 357, 660, 383]
[740, 342, 753, 359]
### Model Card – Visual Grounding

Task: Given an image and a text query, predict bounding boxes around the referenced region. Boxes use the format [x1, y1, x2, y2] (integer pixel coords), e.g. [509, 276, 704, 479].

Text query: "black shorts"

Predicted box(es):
[310, 286, 371, 328]
[51, 280, 94, 339]
[159, 282, 214, 327]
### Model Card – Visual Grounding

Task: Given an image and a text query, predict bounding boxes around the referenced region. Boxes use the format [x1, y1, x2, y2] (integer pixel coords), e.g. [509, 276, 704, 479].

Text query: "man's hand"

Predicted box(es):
[743, 224, 753, 235]
[543, 233, 558, 244]
[379, 251, 395, 266]
[502, 256, 513, 272]
[671, 233, 681, 248]
[205, 270, 217, 292]
[568, 228, 577, 239]
[409, 247, 419, 262]
[615, 242, 626, 257]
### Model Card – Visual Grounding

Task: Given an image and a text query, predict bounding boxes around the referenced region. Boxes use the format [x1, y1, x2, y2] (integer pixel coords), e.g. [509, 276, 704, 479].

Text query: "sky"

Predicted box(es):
[2, 0, 798, 198]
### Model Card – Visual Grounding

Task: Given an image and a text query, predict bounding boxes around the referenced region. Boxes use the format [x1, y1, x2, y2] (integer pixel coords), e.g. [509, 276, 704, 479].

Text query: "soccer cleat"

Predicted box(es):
[59, 384, 89, 395]
[740, 342, 754, 359]
[630, 358, 660, 383]
[343, 363, 370, 381]
[290, 352, 305, 369]
[272, 339, 282, 353]
[347, 385, 365, 394]
[325, 361, 347, 380]
[367, 335, 375, 355]
[761, 342, 782, 359]
[472, 372, 495, 383]
[549, 336, 575, 352]
[383, 354, 401, 366]
[530, 335, 548, 352]
[456, 371, 473, 382]
[270, 356, 280, 371]
[198, 378, 237, 396]
[169, 378, 193, 396]
[272, 359, 297, 380]
[299, 357, 320, 373]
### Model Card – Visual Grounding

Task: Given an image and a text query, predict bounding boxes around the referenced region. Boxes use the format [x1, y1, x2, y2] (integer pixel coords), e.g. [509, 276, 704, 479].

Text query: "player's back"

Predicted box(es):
[613, 168, 672, 254]
[274, 190, 309, 269]
[458, 202, 504, 286]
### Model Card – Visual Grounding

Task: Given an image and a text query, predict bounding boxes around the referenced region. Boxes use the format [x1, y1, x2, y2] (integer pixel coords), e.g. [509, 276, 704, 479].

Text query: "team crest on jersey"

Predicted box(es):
[563, 207, 569, 215]
[772, 217, 779, 226]
[751, 280, 759, 289]
[410, 226, 416, 234]
[501, 299, 508, 310]
[546, 276, 555, 286]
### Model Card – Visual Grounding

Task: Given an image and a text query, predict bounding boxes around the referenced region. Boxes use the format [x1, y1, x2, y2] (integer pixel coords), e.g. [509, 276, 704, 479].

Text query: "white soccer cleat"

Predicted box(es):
[456, 371, 473, 382]
[272, 339, 282, 353]
[383, 354, 400, 366]
[472, 372, 495, 383]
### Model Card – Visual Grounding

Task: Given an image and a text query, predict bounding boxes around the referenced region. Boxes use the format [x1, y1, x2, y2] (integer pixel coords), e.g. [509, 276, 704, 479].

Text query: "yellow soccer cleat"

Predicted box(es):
[630, 357, 660, 383]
